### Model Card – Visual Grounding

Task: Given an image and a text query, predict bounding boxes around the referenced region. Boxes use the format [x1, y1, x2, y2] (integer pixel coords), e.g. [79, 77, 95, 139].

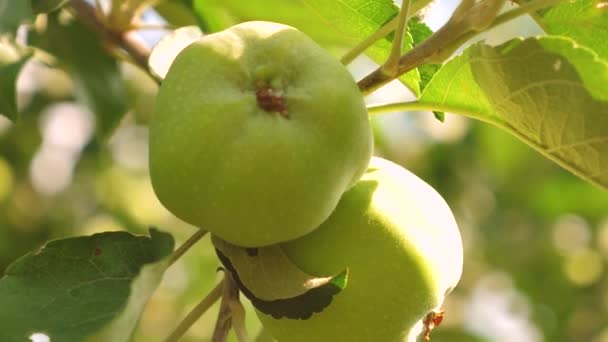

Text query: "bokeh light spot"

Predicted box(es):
[0, 157, 14, 202]
[552, 214, 590, 255]
[29, 332, 50, 342]
[564, 249, 604, 287]
[596, 218, 608, 259]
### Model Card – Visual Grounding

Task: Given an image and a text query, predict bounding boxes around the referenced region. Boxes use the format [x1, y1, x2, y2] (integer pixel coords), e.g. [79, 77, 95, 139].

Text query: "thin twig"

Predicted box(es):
[212, 272, 247, 342]
[168, 229, 209, 266]
[339, 0, 436, 66]
[212, 273, 235, 342]
[166, 278, 225, 342]
[340, 19, 396, 65]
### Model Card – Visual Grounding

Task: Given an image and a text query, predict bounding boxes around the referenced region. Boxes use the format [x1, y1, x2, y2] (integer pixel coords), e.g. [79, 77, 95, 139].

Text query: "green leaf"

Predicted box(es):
[528, 0, 608, 61]
[420, 36, 608, 190]
[0, 50, 30, 121]
[433, 111, 445, 122]
[408, 16, 442, 120]
[28, 13, 129, 139]
[189, 0, 347, 46]
[0, 228, 174, 342]
[213, 236, 348, 320]
[0, 0, 33, 34]
[31, 0, 69, 14]
[154, 0, 199, 27]
[409, 17, 439, 93]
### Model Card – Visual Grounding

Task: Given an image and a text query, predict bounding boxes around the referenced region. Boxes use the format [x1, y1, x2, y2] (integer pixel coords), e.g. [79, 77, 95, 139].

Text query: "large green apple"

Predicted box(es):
[257, 157, 463, 342]
[149, 21, 372, 247]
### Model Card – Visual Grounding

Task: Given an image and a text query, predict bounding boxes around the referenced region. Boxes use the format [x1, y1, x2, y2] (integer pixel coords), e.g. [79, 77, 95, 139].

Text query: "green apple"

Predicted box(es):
[149, 21, 372, 247]
[257, 157, 463, 342]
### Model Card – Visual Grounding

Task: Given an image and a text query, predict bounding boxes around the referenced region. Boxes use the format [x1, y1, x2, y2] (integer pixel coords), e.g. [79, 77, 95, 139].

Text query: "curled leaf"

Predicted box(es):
[213, 236, 348, 319]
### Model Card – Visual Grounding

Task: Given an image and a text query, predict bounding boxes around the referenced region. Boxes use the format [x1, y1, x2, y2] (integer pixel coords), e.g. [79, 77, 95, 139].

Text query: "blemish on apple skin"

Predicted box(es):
[94, 247, 102, 256]
[245, 248, 258, 257]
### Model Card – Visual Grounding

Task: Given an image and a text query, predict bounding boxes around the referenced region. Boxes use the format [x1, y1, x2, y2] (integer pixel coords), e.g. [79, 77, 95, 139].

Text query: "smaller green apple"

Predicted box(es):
[149, 21, 372, 247]
[257, 157, 463, 342]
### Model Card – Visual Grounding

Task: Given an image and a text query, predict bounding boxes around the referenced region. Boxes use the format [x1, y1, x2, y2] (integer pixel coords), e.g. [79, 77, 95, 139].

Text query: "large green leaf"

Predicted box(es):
[189, 0, 347, 45]
[0, 228, 174, 342]
[0, 46, 30, 121]
[419, 36, 608, 190]
[28, 13, 128, 139]
[527, 0, 608, 61]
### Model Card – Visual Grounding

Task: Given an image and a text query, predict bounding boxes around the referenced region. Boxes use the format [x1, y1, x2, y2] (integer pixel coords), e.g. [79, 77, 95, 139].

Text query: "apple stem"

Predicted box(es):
[168, 229, 208, 266]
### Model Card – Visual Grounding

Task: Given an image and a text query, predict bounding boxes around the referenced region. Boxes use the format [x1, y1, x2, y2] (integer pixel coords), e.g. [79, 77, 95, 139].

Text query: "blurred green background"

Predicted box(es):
[1, 0, 607, 341]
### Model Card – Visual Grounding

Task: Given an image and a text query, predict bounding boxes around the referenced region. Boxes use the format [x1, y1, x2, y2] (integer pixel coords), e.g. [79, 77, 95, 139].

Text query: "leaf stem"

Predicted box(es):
[383, 0, 410, 75]
[166, 278, 225, 342]
[368, 100, 608, 191]
[340, 19, 395, 65]
[168, 229, 208, 266]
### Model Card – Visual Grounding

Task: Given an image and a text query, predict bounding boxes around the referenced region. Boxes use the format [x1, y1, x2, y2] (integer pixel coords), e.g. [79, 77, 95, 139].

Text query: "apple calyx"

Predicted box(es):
[422, 309, 445, 341]
[256, 87, 288, 118]
[256, 81, 289, 118]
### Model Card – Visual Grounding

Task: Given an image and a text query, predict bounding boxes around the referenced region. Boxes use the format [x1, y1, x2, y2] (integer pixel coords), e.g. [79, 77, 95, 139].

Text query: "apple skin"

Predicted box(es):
[257, 157, 463, 342]
[149, 21, 372, 247]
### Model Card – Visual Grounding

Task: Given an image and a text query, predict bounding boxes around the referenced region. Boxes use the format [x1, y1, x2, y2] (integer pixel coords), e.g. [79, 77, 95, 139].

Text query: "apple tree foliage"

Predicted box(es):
[0, 0, 607, 341]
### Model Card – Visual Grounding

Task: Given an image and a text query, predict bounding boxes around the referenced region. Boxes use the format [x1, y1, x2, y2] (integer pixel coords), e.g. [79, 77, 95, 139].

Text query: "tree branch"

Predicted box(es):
[357, 0, 564, 95]
[357, 18, 469, 95]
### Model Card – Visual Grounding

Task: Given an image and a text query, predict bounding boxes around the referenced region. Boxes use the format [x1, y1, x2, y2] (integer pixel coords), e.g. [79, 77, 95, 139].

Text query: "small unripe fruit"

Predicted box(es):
[149, 21, 372, 247]
[258, 157, 463, 342]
